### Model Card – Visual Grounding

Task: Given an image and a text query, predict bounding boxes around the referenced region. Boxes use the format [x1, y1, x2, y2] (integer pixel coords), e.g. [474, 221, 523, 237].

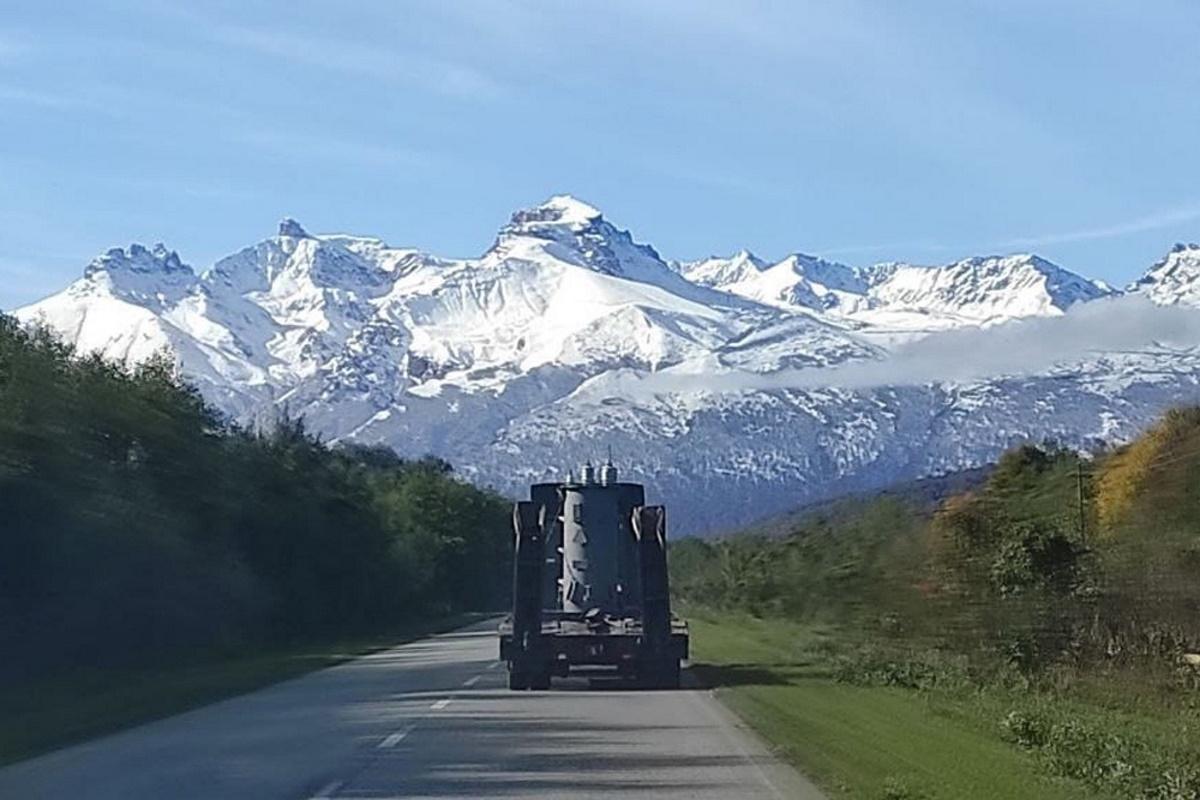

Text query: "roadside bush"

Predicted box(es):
[879, 775, 929, 800]
[1002, 707, 1200, 799]
[1001, 709, 1050, 748]
[671, 416, 1200, 799]
[833, 646, 971, 691]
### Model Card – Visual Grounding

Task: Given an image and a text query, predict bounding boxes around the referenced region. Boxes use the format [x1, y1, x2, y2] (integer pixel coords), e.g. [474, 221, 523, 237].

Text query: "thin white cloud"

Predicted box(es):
[995, 203, 1200, 249]
[0, 78, 247, 119]
[201, 21, 505, 101]
[817, 238, 955, 258]
[819, 202, 1200, 263]
[226, 127, 442, 173]
[0, 84, 89, 110]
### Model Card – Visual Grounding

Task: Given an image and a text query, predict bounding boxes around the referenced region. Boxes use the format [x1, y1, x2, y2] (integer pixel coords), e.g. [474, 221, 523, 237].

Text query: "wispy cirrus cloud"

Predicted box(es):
[816, 238, 956, 258]
[994, 203, 1200, 249]
[819, 201, 1200, 262]
[0, 84, 90, 110]
[200, 21, 505, 101]
[226, 127, 444, 173]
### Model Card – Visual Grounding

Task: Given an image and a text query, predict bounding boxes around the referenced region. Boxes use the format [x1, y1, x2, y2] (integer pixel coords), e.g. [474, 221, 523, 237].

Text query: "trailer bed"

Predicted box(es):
[499, 614, 688, 673]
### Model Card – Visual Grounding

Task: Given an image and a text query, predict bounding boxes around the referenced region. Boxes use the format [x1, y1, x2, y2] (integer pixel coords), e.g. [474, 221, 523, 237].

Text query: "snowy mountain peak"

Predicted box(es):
[774, 253, 863, 286]
[858, 253, 1111, 326]
[677, 250, 767, 289]
[540, 194, 602, 226]
[679, 249, 1111, 332]
[14, 203, 1200, 534]
[730, 248, 764, 265]
[207, 228, 392, 300]
[489, 195, 675, 285]
[1130, 243, 1200, 306]
[83, 243, 192, 279]
[725, 249, 767, 273]
[277, 218, 311, 238]
[502, 194, 603, 237]
[76, 243, 198, 309]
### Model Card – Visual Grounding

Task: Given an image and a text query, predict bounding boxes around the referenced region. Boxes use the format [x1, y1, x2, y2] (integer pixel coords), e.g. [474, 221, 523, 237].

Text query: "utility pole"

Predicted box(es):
[1077, 460, 1087, 544]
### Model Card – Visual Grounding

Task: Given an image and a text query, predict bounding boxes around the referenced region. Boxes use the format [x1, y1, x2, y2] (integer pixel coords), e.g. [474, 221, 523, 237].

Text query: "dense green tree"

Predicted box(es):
[0, 316, 510, 681]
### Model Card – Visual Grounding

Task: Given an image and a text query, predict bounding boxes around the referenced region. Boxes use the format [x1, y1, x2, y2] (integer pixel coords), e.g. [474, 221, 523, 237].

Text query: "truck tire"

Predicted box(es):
[662, 659, 681, 690]
[640, 659, 681, 690]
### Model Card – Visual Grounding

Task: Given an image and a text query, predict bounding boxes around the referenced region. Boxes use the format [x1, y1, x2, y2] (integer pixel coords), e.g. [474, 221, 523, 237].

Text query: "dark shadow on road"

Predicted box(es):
[346, 712, 769, 797]
[686, 660, 832, 688]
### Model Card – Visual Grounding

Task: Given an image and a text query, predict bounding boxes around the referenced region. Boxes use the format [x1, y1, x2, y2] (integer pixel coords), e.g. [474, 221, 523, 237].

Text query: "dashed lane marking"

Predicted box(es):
[311, 779, 344, 799]
[378, 727, 413, 749]
[430, 698, 452, 710]
[462, 675, 481, 687]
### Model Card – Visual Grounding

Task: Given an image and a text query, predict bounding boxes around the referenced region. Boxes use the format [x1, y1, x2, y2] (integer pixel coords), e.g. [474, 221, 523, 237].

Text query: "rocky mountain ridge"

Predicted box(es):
[14, 197, 1200, 533]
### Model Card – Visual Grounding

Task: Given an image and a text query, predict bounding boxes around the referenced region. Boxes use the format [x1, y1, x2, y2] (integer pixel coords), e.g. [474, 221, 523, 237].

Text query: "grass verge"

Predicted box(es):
[0, 614, 482, 765]
[688, 611, 1099, 800]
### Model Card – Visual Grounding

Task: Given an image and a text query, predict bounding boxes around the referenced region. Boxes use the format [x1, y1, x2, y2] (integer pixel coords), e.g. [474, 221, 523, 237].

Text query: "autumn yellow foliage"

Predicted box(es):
[1095, 407, 1200, 532]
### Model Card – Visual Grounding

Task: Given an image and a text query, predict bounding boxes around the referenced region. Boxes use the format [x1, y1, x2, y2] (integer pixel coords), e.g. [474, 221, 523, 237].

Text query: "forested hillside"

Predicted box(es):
[673, 411, 1200, 668]
[673, 411, 1200, 798]
[0, 315, 511, 683]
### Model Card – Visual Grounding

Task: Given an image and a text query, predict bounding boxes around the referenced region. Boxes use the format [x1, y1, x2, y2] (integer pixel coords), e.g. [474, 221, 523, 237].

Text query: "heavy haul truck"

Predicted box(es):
[498, 461, 689, 690]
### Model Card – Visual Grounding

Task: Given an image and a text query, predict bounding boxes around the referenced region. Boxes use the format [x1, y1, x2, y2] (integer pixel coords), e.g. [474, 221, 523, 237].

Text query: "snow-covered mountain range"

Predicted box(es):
[674, 249, 1115, 344]
[14, 197, 1200, 533]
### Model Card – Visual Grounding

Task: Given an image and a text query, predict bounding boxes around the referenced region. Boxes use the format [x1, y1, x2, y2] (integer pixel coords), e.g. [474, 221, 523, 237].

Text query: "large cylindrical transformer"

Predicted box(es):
[503, 465, 688, 691]
[529, 483, 563, 609]
[560, 464, 622, 613]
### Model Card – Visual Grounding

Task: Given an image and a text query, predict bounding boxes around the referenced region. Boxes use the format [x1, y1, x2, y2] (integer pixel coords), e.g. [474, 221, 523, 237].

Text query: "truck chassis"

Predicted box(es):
[499, 612, 689, 689]
[499, 476, 689, 690]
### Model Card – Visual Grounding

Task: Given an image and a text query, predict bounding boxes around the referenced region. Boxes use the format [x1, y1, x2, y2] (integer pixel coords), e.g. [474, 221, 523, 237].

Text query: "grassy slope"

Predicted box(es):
[0, 614, 477, 765]
[689, 612, 1094, 800]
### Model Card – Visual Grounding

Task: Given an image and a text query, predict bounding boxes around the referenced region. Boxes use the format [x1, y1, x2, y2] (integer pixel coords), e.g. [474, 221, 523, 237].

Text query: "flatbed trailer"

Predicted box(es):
[498, 613, 689, 685]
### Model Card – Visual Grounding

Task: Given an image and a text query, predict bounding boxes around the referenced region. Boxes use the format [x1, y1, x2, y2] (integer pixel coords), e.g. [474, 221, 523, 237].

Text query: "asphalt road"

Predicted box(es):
[0, 619, 824, 799]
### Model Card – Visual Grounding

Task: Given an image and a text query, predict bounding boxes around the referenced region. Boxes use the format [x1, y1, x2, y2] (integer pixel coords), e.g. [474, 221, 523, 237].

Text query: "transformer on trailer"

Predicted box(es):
[498, 461, 689, 690]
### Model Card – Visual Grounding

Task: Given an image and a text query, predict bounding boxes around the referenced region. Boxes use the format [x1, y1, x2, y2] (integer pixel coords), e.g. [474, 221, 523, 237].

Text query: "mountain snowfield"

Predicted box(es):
[674, 249, 1116, 345]
[14, 197, 1200, 533]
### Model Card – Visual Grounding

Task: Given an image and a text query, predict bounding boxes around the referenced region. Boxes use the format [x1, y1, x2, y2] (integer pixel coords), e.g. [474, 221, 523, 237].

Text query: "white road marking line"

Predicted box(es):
[311, 779, 344, 799]
[688, 691, 790, 800]
[489, 661, 502, 670]
[430, 698, 452, 710]
[378, 727, 412, 749]
[462, 675, 481, 687]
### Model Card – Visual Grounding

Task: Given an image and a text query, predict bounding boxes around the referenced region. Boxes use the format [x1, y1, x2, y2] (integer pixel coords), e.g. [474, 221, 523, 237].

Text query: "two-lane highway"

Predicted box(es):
[0, 620, 824, 799]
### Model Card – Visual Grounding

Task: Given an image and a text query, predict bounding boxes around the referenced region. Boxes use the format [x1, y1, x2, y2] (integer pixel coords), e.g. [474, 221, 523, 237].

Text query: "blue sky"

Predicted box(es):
[2, 0, 1199, 309]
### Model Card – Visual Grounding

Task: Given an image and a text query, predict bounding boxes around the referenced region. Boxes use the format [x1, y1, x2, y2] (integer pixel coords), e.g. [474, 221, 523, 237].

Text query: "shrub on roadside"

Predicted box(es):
[879, 775, 928, 800]
[833, 645, 971, 691]
[1002, 707, 1200, 799]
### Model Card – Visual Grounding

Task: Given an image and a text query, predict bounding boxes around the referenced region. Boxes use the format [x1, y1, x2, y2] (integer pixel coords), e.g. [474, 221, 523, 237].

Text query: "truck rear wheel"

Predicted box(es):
[662, 659, 681, 689]
[508, 668, 530, 690]
[640, 659, 681, 690]
[509, 664, 552, 690]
